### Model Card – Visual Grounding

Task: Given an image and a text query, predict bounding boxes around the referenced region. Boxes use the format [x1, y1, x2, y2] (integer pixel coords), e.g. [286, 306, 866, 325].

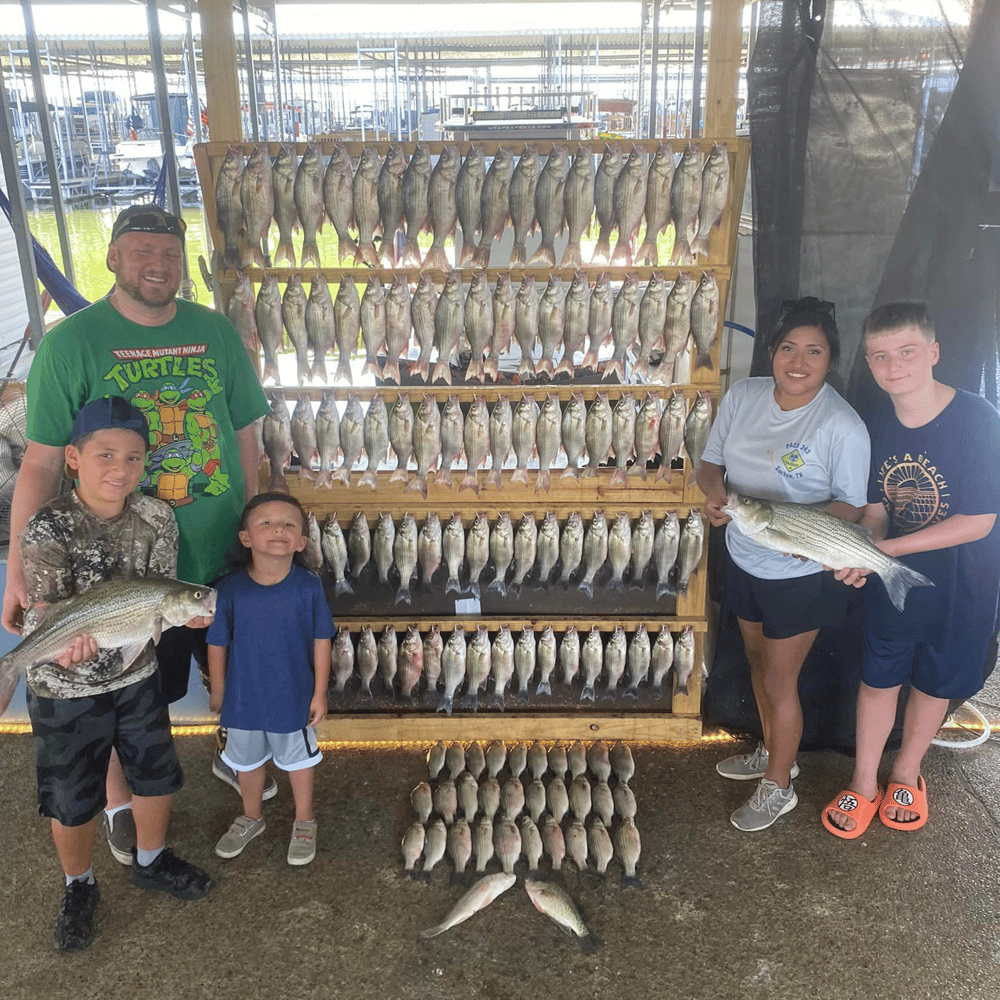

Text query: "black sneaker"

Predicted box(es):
[104, 807, 136, 865]
[53, 880, 100, 953]
[131, 849, 212, 900]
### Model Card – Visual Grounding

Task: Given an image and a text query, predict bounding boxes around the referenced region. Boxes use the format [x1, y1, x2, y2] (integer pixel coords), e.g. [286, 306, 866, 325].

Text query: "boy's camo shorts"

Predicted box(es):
[26, 672, 183, 827]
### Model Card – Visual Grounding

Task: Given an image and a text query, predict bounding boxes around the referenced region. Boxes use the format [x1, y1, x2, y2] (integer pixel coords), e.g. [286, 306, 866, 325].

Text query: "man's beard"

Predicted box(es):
[114, 274, 178, 309]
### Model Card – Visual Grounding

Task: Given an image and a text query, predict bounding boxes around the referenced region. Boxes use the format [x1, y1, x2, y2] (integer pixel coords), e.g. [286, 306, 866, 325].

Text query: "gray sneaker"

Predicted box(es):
[287, 820, 317, 866]
[103, 808, 136, 865]
[716, 742, 800, 781]
[215, 814, 267, 859]
[730, 778, 798, 832]
[212, 752, 278, 801]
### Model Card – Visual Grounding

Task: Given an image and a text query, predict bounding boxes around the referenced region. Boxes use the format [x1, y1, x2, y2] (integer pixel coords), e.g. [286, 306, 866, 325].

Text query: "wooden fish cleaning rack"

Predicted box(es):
[194, 136, 749, 743]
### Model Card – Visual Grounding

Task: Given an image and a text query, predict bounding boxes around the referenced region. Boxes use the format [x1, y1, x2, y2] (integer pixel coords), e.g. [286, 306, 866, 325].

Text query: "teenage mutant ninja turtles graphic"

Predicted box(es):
[136, 384, 229, 505]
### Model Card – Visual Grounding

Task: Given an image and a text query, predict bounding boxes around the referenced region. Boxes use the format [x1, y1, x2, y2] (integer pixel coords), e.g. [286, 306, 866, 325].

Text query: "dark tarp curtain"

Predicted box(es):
[704, 0, 999, 751]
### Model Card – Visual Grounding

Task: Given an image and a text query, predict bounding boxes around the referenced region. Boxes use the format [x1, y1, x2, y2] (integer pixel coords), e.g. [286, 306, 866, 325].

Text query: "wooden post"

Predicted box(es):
[703, 0, 744, 136]
[198, 0, 242, 142]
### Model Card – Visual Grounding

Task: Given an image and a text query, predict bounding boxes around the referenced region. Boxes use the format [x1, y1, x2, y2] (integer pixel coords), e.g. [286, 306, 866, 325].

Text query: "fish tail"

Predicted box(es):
[511, 242, 527, 267]
[881, 563, 935, 613]
[335, 358, 354, 385]
[471, 242, 490, 268]
[222, 245, 241, 271]
[517, 356, 536, 378]
[535, 470, 551, 494]
[417, 925, 446, 940]
[436, 467, 453, 487]
[401, 239, 423, 267]
[422, 246, 449, 272]
[690, 235, 710, 258]
[262, 359, 281, 384]
[609, 239, 631, 266]
[581, 933, 604, 954]
[273, 240, 297, 268]
[591, 230, 611, 264]
[608, 466, 627, 487]
[268, 470, 289, 491]
[334, 579, 355, 598]
[529, 243, 556, 268]
[560, 242, 582, 268]
[554, 355, 575, 377]
[445, 575, 461, 594]
[535, 680, 551, 697]
[578, 574, 595, 595]
[358, 469, 378, 490]
[580, 685, 595, 702]
[655, 581, 675, 600]
[361, 357, 381, 378]
[621, 874, 644, 891]
[410, 360, 430, 382]
[676, 680, 689, 697]
[388, 466, 410, 484]
[511, 468, 530, 486]
[580, 347, 601, 372]
[603, 358, 625, 383]
[695, 351, 714, 371]
[635, 239, 658, 265]
[310, 357, 329, 383]
[670, 236, 693, 266]
[631, 358, 648, 381]
[336, 234, 359, 264]
[382, 362, 401, 384]
[623, 685, 638, 699]
[465, 359, 485, 382]
[395, 585, 412, 606]
[430, 362, 454, 386]
[483, 357, 500, 381]
[331, 466, 352, 487]
[460, 473, 481, 495]
[355, 243, 380, 268]
[459, 242, 475, 267]
[301, 240, 321, 268]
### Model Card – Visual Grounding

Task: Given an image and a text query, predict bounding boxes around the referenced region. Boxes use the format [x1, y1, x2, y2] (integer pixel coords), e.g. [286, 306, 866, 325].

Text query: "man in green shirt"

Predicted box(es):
[3, 205, 271, 858]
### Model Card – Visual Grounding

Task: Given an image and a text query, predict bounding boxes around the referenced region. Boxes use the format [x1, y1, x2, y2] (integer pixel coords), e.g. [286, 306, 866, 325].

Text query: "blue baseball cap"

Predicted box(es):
[70, 396, 150, 446]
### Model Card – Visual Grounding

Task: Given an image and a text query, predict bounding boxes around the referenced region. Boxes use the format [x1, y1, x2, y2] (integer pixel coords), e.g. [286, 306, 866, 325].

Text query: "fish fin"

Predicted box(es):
[334, 579, 355, 598]
[273, 240, 297, 267]
[417, 925, 446, 940]
[336, 234, 359, 263]
[535, 470, 551, 494]
[0, 661, 22, 717]
[602, 358, 625, 382]
[560, 242, 583, 268]
[580, 933, 604, 953]
[119, 639, 151, 671]
[358, 469, 378, 490]
[395, 585, 412, 606]
[262, 360, 281, 385]
[310, 358, 329, 383]
[511, 469, 529, 486]
[535, 681, 551, 697]
[883, 563, 936, 613]
[389, 467, 410, 484]
[669, 237, 693, 266]
[471, 243, 491, 268]
[300, 240, 321, 268]
[621, 875, 643, 891]
[635, 239, 658, 265]
[401, 239, 423, 267]
[529, 244, 556, 268]
[430, 362, 454, 386]
[591, 231, 611, 264]
[355, 243, 380, 268]
[511, 243, 526, 267]
[609, 239, 631, 266]
[361, 358, 381, 378]
[517, 356, 536, 378]
[335, 359, 354, 385]
[422, 246, 450, 272]
[623, 685, 638, 699]
[695, 351, 714, 371]
[690, 235, 710, 258]
[382, 362, 401, 384]
[580, 686, 595, 702]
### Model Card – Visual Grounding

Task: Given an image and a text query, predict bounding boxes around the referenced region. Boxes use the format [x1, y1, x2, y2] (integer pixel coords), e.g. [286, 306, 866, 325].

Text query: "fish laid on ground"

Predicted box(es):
[605, 274, 640, 383]
[494, 817, 522, 874]
[401, 143, 432, 266]
[487, 272, 516, 381]
[724, 495, 935, 611]
[614, 816, 643, 889]
[359, 395, 389, 490]
[654, 511, 681, 598]
[424, 145, 461, 272]
[357, 626, 378, 697]
[417, 872, 517, 939]
[514, 276, 539, 377]
[592, 781, 615, 827]
[423, 818, 448, 881]
[588, 818, 614, 877]
[321, 517, 350, 596]
[333, 278, 362, 385]
[684, 391, 713, 483]
[519, 815, 544, 874]
[387, 392, 414, 484]
[359, 276, 387, 378]
[239, 144, 274, 268]
[443, 513, 466, 594]
[461, 395, 490, 494]
[1, 578, 217, 712]
[408, 394, 442, 498]
[509, 145, 540, 267]
[508, 742, 528, 778]
[323, 141, 356, 263]
[290, 395, 319, 481]
[438, 626, 467, 715]
[393, 513, 419, 605]
[610, 145, 648, 266]
[540, 815, 566, 872]
[581, 273, 613, 370]
[555, 271, 590, 376]
[473, 818, 494, 872]
[673, 625, 696, 696]
[511, 394, 539, 486]
[376, 143, 406, 265]
[636, 142, 675, 265]
[271, 143, 298, 266]
[561, 146, 596, 267]
[691, 142, 730, 258]
[473, 146, 515, 268]
[478, 778, 501, 822]
[587, 740, 612, 783]
[418, 512, 443, 587]
[546, 776, 569, 823]
[466, 513, 490, 599]
[531, 147, 567, 267]
[676, 509, 705, 596]
[447, 817, 473, 884]
[610, 741, 635, 785]
[524, 878, 603, 952]
[466, 741, 486, 780]
[431, 272, 465, 385]
[536, 276, 565, 379]
[347, 510, 370, 579]
[613, 783, 637, 821]
[352, 145, 382, 267]
[464, 271, 493, 382]
[409, 273, 438, 382]
[402, 821, 425, 878]
[226, 270, 257, 360]
[456, 145, 486, 266]
[332, 393, 364, 486]
[592, 143, 623, 264]
[690, 270, 719, 370]
[437, 395, 465, 488]
[293, 142, 325, 268]
[485, 739, 506, 778]
[382, 273, 412, 384]
[255, 275, 283, 385]
[262, 392, 292, 489]
[281, 275, 311, 386]
[669, 143, 703, 265]
[214, 146, 243, 270]
[651, 625, 675, 693]
[306, 274, 336, 383]
[548, 744, 568, 781]
[434, 777, 457, 823]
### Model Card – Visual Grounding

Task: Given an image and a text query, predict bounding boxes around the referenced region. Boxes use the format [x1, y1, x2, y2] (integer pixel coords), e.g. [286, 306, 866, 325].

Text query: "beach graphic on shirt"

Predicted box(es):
[878, 453, 950, 533]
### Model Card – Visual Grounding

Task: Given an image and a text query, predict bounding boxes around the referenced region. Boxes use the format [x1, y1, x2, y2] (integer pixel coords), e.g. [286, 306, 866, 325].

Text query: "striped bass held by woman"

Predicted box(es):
[722, 494, 933, 612]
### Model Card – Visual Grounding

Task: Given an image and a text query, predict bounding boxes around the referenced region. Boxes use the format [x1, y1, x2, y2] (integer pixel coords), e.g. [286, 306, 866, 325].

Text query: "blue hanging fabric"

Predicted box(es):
[0, 187, 91, 317]
[152, 156, 168, 208]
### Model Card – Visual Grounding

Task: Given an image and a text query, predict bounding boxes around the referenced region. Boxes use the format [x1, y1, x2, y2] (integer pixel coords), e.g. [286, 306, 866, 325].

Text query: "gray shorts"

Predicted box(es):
[220, 727, 322, 772]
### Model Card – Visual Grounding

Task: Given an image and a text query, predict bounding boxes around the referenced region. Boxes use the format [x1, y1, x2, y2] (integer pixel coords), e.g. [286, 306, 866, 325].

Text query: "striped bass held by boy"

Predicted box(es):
[0, 577, 217, 713]
[723, 494, 933, 613]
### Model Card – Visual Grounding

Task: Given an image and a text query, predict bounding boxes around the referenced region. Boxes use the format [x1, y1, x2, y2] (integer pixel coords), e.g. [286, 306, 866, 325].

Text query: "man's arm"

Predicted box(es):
[236, 423, 261, 501]
[3, 442, 65, 633]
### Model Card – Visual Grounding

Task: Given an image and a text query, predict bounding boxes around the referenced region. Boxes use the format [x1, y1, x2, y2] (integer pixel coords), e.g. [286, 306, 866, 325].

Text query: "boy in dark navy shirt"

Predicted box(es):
[823, 302, 1000, 838]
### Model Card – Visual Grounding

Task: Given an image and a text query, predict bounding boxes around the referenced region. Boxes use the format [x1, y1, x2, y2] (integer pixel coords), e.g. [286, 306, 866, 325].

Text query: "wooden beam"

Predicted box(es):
[197, 0, 242, 142]
[704, 0, 744, 136]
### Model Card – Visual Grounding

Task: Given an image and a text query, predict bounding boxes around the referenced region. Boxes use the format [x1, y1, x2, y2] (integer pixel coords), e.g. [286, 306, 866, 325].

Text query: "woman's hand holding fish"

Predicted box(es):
[54, 634, 100, 668]
[703, 496, 731, 527]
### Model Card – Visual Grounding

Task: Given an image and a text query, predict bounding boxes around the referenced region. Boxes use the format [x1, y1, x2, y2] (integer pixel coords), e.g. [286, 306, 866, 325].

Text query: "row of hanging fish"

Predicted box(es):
[214, 140, 730, 273]
[405, 740, 641, 890]
[329, 621, 697, 710]
[261, 388, 713, 495]
[320, 508, 704, 603]
[229, 267, 719, 389]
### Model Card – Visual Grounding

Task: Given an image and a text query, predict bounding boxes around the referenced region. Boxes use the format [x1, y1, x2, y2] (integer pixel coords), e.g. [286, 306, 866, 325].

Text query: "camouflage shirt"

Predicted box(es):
[20, 490, 179, 699]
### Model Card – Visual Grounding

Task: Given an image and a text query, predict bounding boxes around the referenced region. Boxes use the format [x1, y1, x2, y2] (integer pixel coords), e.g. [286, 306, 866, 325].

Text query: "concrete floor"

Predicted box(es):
[2, 713, 1000, 1000]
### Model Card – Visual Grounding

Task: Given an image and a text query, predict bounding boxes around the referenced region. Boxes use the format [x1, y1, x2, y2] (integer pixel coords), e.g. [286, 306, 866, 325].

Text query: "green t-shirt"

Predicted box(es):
[26, 298, 269, 585]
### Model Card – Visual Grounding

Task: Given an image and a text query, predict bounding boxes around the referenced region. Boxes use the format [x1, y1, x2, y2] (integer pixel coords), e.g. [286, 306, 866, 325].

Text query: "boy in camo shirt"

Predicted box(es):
[20, 396, 212, 953]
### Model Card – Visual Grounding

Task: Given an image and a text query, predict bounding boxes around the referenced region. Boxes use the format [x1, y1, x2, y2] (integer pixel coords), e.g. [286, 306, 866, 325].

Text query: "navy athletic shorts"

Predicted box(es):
[725, 548, 851, 640]
[26, 671, 183, 827]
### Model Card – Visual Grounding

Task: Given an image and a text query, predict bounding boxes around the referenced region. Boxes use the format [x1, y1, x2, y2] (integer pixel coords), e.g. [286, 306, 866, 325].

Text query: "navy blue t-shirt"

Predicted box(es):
[206, 563, 335, 733]
[864, 390, 1000, 664]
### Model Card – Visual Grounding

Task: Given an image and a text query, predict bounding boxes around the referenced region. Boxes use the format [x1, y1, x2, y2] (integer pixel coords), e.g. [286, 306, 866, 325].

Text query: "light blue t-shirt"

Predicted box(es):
[702, 378, 870, 579]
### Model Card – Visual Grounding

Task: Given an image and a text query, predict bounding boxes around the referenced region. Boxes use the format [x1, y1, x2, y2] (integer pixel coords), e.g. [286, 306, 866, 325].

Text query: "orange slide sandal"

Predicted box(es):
[879, 776, 928, 831]
[821, 787, 883, 840]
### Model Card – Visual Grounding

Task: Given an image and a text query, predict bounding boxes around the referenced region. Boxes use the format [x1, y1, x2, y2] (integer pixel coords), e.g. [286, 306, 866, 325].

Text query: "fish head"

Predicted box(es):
[157, 580, 218, 627]
[722, 494, 772, 535]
